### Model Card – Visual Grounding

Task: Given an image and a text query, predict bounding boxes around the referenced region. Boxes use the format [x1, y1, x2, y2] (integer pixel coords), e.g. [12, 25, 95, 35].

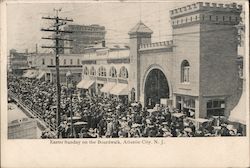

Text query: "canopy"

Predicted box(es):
[67, 116, 81, 121]
[147, 109, 157, 113]
[22, 71, 30, 78]
[77, 79, 95, 89]
[23, 70, 37, 78]
[195, 118, 210, 123]
[100, 82, 116, 93]
[109, 83, 129, 95]
[187, 117, 210, 123]
[172, 113, 185, 118]
[28, 70, 38, 78]
[36, 71, 45, 79]
[131, 103, 139, 107]
[74, 121, 87, 126]
[228, 90, 246, 125]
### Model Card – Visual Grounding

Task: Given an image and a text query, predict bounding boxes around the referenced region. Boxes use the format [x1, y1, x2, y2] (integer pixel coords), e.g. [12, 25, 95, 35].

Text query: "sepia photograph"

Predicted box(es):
[1, 0, 249, 167]
[5, 0, 247, 140]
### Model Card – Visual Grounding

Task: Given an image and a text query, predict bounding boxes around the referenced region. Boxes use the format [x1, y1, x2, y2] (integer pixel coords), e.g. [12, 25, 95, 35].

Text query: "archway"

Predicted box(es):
[144, 69, 169, 108]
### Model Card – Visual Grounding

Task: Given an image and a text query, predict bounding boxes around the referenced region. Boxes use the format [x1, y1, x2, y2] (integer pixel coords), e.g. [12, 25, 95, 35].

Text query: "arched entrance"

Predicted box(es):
[144, 69, 170, 108]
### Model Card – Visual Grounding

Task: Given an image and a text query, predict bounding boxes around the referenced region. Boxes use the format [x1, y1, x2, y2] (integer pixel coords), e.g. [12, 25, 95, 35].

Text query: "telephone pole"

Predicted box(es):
[41, 8, 73, 138]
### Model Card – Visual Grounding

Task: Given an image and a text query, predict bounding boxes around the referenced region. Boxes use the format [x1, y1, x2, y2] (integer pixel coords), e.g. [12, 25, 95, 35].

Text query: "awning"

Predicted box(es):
[23, 70, 35, 78]
[109, 83, 129, 95]
[23, 70, 38, 78]
[28, 71, 38, 78]
[186, 117, 211, 123]
[228, 89, 246, 125]
[100, 82, 116, 93]
[22, 71, 29, 78]
[77, 79, 95, 89]
[172, 113, 185, 118]
[36, 71, 45, 79]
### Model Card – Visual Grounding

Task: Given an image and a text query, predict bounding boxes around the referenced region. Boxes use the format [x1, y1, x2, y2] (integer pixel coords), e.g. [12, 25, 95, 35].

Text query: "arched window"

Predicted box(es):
[109, 66, 117, 78]
[119, 66, 128, 79]
[90, 66, 96, 76]
[181, 60, 190, 83]
[84, 66, 89, 76]
[98, 66, 106, 77]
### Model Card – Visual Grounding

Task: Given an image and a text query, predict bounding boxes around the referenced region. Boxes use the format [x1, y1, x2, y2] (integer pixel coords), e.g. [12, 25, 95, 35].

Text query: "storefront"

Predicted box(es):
[176, 95, 195, 118]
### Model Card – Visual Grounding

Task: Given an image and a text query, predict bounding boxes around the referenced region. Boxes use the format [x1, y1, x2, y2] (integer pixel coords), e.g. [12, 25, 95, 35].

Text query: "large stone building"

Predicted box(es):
[128, 2, 243, 119]
[62, 24, 106, 54]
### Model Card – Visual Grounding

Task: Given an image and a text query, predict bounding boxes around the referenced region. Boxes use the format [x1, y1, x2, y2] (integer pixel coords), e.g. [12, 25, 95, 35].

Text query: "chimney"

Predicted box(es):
[25, 49, 28, 54]
[102, 40, 106, 47]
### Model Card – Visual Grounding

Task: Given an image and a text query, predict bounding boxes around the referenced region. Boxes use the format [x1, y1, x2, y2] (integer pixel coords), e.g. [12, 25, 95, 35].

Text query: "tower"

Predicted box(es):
[170, 2, 242, 118]
[128, 21, 153, 102]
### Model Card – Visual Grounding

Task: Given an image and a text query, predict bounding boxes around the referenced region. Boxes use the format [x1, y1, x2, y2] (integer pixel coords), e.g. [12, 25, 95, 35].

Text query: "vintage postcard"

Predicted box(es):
[1, 0, 249, 167]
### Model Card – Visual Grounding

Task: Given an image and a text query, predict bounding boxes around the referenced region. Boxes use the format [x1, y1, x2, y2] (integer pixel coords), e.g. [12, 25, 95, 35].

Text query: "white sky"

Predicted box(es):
[6, 1, 246, 53]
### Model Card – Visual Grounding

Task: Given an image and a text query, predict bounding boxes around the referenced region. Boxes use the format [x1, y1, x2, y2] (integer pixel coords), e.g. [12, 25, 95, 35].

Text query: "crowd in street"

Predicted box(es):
[8, 75, 245, 139]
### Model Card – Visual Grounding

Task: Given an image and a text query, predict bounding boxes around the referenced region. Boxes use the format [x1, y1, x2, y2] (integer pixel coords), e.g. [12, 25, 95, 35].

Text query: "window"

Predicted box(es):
[216, 16, 218, 21]
[63, 59, 66, 65]
[51, 59, 53, 65]
[183, 97, 195, 109]
[119, 66, 128, 79]
[209, 15, 212, 21]
[207, 99, 225, 116]
[109, 66, 117, 78]
[223, 16, 225, 21]
[229, 16, 231, 21]
[181, 60, 190, 83]
[98, 66, 106, 77]
[90, 67, 96, 76]
[84, 67, 89, 76]
[42, 58, 45, 65]
[70, 59, 73, 65]
[77, 59, 80, 65]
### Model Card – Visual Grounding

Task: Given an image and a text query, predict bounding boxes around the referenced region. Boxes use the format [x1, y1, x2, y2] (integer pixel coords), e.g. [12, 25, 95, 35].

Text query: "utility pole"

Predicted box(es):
[41, 8, 73, 138]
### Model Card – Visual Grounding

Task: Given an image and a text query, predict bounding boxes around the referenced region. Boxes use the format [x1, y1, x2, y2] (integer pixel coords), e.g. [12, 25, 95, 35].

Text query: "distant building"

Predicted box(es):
[9, 49, 29, 75]
[62, 24, 106, 54]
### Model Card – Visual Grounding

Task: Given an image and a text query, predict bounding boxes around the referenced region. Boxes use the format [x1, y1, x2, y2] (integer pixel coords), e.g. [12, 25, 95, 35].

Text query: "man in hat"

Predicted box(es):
[105, 118, 114, 138]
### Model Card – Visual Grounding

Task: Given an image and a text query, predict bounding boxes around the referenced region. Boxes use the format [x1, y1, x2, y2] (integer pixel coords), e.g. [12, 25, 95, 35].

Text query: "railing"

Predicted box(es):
[139, 40, 173, 49]
[8, 91, 56, 132]
[170, 2, 242, 17]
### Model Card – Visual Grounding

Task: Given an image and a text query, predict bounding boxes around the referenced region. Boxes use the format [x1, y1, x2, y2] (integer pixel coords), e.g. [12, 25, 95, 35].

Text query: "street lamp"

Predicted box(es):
[66, 70, 74, 138]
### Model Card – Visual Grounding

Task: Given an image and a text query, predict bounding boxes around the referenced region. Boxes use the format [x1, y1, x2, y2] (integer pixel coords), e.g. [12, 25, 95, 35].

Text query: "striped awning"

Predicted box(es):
[100, 82, 116, 93]
[77, 79, 95, 89]
[36, 71, 45, 79]
[109, 83, 129, 95]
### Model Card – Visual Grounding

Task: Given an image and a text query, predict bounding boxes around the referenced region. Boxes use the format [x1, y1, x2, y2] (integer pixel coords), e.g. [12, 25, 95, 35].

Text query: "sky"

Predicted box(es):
[6, 1, 246, 53]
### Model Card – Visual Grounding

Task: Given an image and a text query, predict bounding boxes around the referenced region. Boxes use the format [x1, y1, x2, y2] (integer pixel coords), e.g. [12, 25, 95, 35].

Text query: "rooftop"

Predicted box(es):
[128, 21, 153, 35]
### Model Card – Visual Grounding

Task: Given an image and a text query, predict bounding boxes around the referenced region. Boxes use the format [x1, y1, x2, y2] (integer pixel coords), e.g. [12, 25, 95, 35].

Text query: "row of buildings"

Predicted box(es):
[9, 2, 245, 124]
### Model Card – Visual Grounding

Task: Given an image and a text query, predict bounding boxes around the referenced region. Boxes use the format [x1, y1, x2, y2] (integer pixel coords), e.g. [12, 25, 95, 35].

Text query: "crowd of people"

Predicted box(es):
[8, 75, 245, 139]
